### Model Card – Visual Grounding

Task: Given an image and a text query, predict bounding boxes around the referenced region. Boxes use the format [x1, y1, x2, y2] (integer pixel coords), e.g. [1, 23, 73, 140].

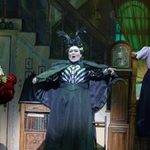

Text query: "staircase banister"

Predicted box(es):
[53, 0, 110, 45]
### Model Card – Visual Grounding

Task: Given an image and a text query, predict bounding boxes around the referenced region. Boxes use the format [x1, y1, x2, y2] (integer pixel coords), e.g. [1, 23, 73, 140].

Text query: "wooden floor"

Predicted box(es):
[135, 137, 150, 150]
[96, 137, 150, 150]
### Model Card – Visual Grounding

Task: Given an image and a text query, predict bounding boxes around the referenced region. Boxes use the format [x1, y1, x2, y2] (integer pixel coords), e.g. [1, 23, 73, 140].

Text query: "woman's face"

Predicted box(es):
[68, 46, 82, 62]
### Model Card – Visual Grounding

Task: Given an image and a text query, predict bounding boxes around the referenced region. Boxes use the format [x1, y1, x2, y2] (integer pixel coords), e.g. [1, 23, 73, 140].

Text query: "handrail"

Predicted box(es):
[52, 0, 111, 45]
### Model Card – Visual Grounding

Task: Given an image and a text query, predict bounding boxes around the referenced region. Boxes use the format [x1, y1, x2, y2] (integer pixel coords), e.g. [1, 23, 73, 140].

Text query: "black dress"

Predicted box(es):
[137, 69, 150, 137]
[20, 60, 114, 150]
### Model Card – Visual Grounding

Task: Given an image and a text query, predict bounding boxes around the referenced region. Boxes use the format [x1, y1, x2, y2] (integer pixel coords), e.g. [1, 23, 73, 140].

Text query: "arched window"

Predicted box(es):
[115, 1, 149, 51]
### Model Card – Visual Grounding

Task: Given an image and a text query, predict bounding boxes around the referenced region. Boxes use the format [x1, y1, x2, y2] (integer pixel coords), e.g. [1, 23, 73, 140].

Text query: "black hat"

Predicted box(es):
[57, 27, 86, 48]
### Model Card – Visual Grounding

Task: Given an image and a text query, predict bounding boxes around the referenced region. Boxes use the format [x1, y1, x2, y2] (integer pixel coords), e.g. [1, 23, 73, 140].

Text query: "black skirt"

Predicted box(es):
[43, 84, 95, 150]
[137, 69, 150, 137]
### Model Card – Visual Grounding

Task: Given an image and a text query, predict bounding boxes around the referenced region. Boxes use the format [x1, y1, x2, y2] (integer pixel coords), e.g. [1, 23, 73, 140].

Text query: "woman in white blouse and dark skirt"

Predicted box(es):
[132, 46, 150, 137]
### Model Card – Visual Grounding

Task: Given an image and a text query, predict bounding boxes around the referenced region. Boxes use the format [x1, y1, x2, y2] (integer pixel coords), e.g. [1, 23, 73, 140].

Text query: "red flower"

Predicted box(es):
[0, 74, 17, 104]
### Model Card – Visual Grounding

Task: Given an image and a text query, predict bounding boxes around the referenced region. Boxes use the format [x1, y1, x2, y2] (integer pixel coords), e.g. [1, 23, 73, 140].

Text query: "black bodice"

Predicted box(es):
[60, 64, 89, 84]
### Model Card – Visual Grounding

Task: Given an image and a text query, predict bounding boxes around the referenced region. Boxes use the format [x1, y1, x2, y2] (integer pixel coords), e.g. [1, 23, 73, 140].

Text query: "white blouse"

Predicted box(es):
[136, 46, 150, 69]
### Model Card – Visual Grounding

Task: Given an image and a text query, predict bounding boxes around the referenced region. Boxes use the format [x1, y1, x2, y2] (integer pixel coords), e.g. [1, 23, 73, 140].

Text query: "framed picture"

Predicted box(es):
[111, 41, 131, 69]
[25, 71, 32, 78]
[25, 58, 33, 69]
[38, 65, 46, 74]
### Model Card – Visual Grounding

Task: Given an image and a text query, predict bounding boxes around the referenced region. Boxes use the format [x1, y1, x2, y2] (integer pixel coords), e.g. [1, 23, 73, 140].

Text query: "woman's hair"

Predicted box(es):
[66, 45, 84, 54]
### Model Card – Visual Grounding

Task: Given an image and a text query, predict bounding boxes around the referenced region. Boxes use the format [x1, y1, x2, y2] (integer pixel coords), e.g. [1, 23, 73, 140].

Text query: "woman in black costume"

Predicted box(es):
[32, 29, 115, 150]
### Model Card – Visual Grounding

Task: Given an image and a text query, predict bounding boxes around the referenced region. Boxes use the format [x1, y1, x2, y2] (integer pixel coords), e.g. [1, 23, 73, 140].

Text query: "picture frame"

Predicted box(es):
[25, 71, 32, 78]
[38, 65, 46, 74]
[25, 58, 33, 69]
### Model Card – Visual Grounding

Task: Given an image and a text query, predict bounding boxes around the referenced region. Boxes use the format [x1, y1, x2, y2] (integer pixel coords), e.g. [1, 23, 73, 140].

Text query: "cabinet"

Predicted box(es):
[107, 66, 137, 150]
[107, 41, 136, 150]
[108, 70, 131, 150]
[20, 104, 50, 150]
[107, 69, 132, 150]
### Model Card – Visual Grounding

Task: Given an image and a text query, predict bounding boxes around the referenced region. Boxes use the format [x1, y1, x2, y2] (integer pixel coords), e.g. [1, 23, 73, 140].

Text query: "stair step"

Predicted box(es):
[17, 32, 36, 45]
[35, 46, 50, 59]
[69, 0, 87, 9]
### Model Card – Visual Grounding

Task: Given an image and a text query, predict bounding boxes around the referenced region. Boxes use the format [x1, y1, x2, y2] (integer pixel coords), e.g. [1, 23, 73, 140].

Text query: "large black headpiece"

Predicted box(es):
[56, 27, 86, 48]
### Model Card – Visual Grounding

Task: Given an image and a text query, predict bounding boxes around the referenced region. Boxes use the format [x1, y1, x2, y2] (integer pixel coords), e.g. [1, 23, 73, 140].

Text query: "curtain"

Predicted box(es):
[112, 0, 150, 81]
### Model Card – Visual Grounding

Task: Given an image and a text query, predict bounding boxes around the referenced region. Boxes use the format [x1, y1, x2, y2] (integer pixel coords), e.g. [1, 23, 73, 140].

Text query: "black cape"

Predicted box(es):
[19, 60, 114, 112]
[19, 60, 117, 150]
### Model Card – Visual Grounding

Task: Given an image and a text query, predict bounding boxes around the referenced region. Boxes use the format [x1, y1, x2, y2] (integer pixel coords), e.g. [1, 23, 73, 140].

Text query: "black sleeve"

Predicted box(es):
[88, 68, 107, 80]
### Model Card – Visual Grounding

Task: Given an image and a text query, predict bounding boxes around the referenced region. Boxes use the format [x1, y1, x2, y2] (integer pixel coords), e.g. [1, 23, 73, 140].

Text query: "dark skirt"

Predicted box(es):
[44, 84, 95, 150]
[137, 69, 150, 137]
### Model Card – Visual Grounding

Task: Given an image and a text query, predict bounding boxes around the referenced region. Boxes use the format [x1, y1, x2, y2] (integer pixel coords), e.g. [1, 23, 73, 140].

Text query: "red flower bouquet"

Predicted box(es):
[0, 74, 17, 104]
